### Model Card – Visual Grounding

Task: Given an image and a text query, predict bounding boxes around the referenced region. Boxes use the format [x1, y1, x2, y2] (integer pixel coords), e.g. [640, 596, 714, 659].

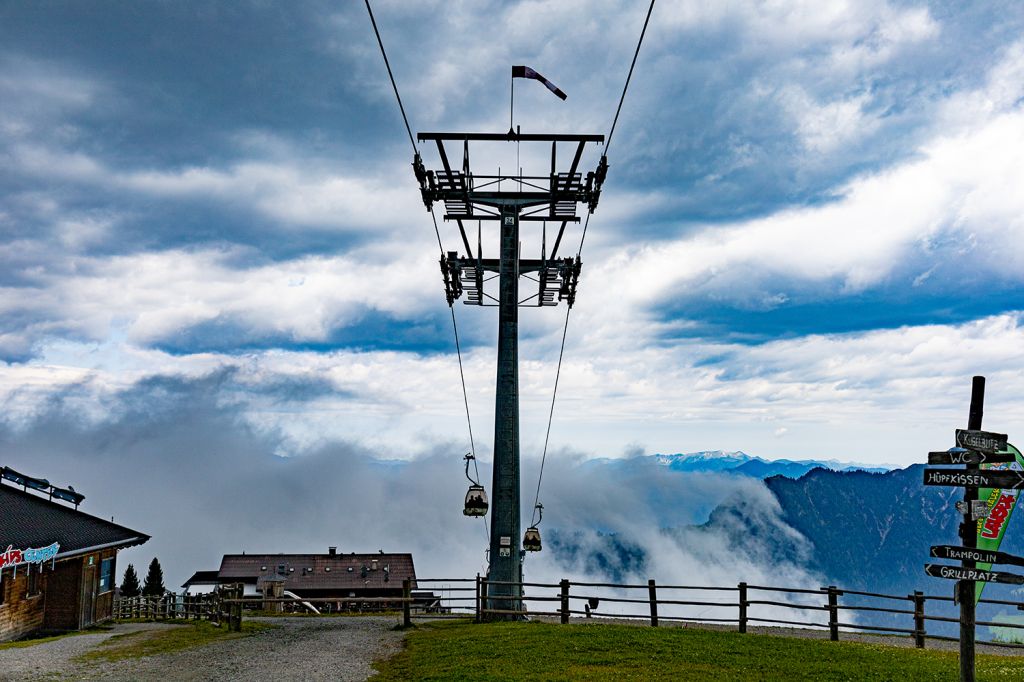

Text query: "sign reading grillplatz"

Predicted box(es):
[924, 563, 1024, 585]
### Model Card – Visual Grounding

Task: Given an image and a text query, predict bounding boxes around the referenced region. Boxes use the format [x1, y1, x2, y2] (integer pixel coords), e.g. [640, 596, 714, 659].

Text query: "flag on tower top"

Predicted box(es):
[512, 66, 567, 100]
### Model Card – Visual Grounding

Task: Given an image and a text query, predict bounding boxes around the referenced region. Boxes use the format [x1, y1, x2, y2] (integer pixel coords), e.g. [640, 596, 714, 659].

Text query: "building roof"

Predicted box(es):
[0, 481, 149, 559]
[181, 570, 221, 588]
[217, 552, 416, 591]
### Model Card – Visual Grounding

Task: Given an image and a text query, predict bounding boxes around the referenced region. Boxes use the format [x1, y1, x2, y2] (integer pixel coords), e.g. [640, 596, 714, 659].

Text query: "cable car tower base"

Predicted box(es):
[415, 130, 606, 620]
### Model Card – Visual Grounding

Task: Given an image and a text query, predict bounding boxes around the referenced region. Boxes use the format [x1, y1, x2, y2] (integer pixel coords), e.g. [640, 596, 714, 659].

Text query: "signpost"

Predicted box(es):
[928, 448, 1017, 465]
[922, 468, 1024, 490]
[924, 563, 1024, 585]
[920, 376, 992, 682]
[931, 545, 1024, 567]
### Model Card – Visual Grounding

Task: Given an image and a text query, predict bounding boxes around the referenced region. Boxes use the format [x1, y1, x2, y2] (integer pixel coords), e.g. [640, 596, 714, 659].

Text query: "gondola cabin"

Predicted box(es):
[522, 526, 542, 552]
[463, 485, 489, 516]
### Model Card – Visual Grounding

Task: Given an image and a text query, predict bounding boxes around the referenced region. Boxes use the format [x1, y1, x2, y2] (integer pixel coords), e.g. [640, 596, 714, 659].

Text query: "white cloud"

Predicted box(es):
[585, 101, 1024, 306]
[778, 88, 880, 153]
[10, 144, 424, 234]
[0, 245, 443, 349]
[5, 312, 1024, 467]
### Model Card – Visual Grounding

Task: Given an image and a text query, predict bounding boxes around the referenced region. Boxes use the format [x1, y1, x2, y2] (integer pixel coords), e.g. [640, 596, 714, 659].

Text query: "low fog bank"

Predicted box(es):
[0, 370, 822, 600]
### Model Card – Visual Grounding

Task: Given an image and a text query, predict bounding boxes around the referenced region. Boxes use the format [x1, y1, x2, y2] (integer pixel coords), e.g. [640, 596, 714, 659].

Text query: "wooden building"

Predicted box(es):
[0, 469, 149, 641]
[185, 547, 421, 610]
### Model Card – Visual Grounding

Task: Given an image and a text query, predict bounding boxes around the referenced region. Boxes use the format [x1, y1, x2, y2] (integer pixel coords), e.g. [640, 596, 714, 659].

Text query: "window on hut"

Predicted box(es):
[27, 566, 40, 596]
[98, 557, 115, 594]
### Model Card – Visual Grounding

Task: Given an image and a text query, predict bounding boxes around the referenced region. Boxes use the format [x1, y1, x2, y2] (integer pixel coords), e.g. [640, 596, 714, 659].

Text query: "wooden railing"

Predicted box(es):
[117, 576, 1024, 649]
[114, 584, 244, 631]
[411, 577, 1024, 649]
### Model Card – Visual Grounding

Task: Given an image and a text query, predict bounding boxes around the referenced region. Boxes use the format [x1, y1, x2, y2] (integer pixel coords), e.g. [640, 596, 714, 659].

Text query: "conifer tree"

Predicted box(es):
[120, 563, 141, 597]
[142, 557, 166, 596]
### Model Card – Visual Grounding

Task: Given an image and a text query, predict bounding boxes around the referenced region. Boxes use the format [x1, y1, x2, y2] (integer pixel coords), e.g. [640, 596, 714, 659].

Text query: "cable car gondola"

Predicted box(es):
[523, 503, 543, 552]
[463, 453, 489, 517]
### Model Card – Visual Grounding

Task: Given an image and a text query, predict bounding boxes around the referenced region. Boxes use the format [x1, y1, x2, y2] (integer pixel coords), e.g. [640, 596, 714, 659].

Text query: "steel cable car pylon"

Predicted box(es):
[415, 130, 606, 620]
[364, 0, 654, 625]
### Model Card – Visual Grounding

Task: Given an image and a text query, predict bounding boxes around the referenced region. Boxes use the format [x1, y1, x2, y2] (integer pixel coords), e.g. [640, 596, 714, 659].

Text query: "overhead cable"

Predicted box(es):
[365, 0, 417, 153]
[606, 0, 656, 154]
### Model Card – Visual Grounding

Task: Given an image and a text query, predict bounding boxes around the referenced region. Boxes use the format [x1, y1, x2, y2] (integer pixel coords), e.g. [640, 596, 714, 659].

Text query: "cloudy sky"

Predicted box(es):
[2, 1, 1024, 583]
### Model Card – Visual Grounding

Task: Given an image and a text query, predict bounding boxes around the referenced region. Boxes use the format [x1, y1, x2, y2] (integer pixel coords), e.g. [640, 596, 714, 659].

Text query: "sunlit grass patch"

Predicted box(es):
[374, 620, 1024, 681]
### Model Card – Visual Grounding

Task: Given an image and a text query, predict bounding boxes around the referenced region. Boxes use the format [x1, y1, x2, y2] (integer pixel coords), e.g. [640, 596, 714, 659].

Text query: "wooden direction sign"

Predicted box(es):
[955, 428, 1008, 454]
[928, 448, 1017, 465]
[924, 563, 1024, 585]
[931, 545, 1024, 567]
[923, 468, 1024, 489]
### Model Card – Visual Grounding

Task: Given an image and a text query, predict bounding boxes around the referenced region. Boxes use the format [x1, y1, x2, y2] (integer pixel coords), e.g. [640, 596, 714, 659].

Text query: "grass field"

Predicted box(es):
[74, 621, 273, 663]
[373, 621, 1024, 681]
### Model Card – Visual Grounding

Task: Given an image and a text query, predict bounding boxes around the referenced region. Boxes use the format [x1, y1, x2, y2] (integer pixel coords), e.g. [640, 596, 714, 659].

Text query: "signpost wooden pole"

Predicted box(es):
[960, 375, 985, 682]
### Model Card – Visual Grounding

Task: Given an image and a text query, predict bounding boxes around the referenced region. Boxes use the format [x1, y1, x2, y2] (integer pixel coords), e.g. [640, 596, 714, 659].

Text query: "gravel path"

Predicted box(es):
[0, 616, 406, 682]
[0, 623, 176, 679]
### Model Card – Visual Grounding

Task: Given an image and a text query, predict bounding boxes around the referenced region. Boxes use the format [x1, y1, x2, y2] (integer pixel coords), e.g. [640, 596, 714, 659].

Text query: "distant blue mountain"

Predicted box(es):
[645, 450, 888, 479]
[551, 462, 1024, 638]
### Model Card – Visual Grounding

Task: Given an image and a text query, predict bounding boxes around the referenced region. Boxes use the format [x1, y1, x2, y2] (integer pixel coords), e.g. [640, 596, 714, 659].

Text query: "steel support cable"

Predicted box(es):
[364, 0, 485, 540]
[448, 304, 478, 464]
[606, 0, 656, 154]
[528, 210, 590, 527]
[529, 0, 656, 511]
[531, 2, 656, 513]
[434, 208, 487, 543]
[364, 0, 417, 153]
[531, 304, 571, 526]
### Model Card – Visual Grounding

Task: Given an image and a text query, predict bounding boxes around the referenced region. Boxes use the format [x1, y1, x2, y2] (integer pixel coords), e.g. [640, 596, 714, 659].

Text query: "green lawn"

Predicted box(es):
[74, 621, 273, 663]
[373, 621, 1024, 681]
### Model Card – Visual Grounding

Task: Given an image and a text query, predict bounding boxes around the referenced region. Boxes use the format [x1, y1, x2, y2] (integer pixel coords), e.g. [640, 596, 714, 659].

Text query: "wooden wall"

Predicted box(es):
[42, 557, 82, 632]
[0, 566, 46, 642]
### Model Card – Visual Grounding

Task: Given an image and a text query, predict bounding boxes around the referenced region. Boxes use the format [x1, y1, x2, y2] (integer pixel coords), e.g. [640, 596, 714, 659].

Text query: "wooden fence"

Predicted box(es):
[411, 577, 1024, 650]
[114, 584, 244, 631]
[117, 576, 1024, 649]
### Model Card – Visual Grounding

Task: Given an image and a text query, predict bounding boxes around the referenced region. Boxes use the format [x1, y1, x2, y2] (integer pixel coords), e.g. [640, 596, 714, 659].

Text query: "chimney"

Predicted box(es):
[328, 546, 337, 556]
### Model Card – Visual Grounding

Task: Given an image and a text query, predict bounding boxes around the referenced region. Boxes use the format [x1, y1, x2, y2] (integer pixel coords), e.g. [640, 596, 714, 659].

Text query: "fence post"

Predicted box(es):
[402, 578, 412, 627]
[236, 584, 244, 632]
[827, 586, 839, 642]
[480, 577, 488, 622]
[237, 584, 244, 631]
[474, 574, 481, 624]
[648, 579, 659, 627]
[560, 579, 570, 624]
[738, 582, 747, 634]
[913, 591, 926, 649]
